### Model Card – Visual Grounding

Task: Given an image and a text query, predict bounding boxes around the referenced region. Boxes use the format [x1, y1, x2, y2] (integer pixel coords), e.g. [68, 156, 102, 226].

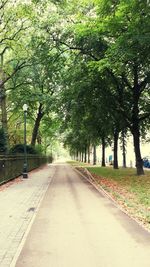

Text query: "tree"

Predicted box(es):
[57, 0, 150, 174]
[8, 1, 66, 147]
[57, 54, 115, 166]
[95, 0, 150, 174]
[0, 0, 33, 145]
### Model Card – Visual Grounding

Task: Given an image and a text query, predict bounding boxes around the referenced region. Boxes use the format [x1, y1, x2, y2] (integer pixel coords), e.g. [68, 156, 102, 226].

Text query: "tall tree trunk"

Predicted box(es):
[88, 146, 90, 163]
[81, 151, 84, 162]
[0, 59, 8, 149]
[31, 103, 44, 147]
[101, 137, 106, 167]
[84, 147, 87, 163]
[132, 122, 144, 175]
[0, 85, 9, 150]
[93, 145, 96, 165]
[80, 152, 82, 161]
[131, 67, 144, 175]
[122, 131, 126, 168]
[76, 150, 79, 161]
[113, 129, 119, 169]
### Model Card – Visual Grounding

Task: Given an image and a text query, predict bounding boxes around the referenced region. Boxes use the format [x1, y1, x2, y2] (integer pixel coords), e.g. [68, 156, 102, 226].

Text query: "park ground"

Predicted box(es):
[68, 161, 150, 232]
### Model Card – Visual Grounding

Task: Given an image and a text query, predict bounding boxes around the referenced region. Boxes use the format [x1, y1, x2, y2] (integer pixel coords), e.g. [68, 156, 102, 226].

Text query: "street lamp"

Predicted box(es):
[22, 104, 28, 178]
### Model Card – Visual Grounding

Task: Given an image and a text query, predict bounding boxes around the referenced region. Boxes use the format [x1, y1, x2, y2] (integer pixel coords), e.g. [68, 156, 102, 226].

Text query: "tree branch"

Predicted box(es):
[0, 15, 14, 34]
[0, 46, 9, 57]
[0, 0, 8, 10]
[52, 35, 99, 61]
[1, 61, 31, 86]
[6, 81, 33, 91]
[0, 20, 30, 45]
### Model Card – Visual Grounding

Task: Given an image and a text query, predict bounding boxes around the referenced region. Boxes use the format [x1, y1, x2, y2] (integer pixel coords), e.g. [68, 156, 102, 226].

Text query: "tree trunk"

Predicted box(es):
[76, 150, 79, 161]
[31, 104, 44, 147]
[101, 137, 106, 167]
[0, 85, 9, 150]
[81, 151, 84, 162]
[131, 69, 144, 175]
[132, 124, 144, 175]
[88, 146, 90, 163]
[93, 145, 96, 165]
[84, 147, 87, 163]
[122, 131, 126, 168]
[113, 129, 119, 169]
[80, 152, 82, 161]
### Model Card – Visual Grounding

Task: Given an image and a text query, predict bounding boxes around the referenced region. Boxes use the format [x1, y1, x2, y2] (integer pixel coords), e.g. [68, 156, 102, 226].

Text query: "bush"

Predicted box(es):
[0, 128, 7, 153]
[10, 144, 38, 154]
[35, 144, 44, 155]
[47, 154, 53, 163]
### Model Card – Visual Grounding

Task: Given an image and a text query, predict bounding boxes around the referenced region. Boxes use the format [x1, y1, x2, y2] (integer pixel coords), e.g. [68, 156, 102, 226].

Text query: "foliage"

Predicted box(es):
[53, 0, 150, 174]
[0, 128, 7, 153]
[0, 0, 149, 172]
[10, 144, 38, 154]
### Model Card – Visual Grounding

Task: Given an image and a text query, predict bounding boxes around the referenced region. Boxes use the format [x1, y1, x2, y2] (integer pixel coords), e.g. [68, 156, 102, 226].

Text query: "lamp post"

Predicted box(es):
[22, 104, 28, 178]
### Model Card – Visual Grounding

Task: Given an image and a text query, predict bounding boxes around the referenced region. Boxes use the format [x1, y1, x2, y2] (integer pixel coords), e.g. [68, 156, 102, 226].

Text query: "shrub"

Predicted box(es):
[35, 144, 44, 155]
[0, 128, 7, 153]
[10, 144, 38, 154]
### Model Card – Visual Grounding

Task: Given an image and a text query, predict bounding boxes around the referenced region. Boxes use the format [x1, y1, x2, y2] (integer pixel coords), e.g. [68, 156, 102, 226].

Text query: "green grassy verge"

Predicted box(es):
[68, 161, 150, 229]
[87, 167, 150, 206]
[87, 166, 150, 228]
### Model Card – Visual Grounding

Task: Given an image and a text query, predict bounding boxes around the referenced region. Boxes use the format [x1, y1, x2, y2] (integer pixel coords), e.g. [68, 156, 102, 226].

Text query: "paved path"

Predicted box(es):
[0, 164, 55, 267]
[14, 163, 150, 267]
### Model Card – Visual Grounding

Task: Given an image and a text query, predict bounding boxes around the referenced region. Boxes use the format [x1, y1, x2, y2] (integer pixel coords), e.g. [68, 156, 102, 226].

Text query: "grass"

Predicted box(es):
[68, 161, 150, 230]
[87, 166, 150, 229]
[87, 166, 150, 206]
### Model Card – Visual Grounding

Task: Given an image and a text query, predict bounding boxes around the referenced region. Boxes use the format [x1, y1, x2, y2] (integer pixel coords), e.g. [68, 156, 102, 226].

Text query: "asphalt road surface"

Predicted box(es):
[15, 163, 150, 267]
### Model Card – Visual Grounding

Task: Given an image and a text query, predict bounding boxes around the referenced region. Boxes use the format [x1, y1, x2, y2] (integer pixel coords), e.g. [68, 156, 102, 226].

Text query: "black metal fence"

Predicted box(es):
[0, 154, 52, 185]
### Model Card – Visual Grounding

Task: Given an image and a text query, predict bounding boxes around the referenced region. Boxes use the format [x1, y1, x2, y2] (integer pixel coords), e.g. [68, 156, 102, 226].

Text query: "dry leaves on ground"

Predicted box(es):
[0, 177, 22, 192]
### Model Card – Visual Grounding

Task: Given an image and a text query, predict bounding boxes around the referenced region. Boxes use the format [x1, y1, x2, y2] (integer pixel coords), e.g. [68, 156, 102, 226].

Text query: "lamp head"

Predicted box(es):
[23, 104, 28, 112]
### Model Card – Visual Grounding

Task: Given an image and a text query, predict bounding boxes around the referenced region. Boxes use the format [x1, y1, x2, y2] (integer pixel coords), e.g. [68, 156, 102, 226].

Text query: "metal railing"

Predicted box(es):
[0, 154, 52, 185]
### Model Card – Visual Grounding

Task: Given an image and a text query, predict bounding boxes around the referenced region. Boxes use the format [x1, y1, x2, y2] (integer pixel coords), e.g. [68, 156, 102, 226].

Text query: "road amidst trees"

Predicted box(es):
[0, 0, 150, 175]
[15, 163, 150, 267]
